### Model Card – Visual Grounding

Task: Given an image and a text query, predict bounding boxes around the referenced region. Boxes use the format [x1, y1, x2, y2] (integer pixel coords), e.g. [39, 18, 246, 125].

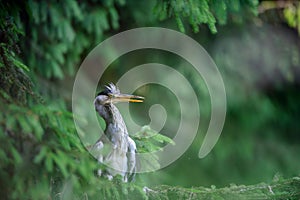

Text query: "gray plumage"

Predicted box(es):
[92, 83, 143, 182]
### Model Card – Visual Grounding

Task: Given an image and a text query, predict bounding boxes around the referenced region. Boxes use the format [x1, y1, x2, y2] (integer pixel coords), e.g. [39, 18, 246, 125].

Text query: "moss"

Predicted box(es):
[147, 177, 300, 200]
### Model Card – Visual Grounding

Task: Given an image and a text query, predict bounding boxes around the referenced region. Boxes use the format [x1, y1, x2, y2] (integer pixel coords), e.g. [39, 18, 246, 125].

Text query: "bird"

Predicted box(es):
[92, 83, 144, 182]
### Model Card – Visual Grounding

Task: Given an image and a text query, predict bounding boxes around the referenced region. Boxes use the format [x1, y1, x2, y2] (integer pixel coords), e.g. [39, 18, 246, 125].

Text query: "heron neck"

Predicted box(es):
[102, 104, 128, 134]
[109, 104, 123, 124]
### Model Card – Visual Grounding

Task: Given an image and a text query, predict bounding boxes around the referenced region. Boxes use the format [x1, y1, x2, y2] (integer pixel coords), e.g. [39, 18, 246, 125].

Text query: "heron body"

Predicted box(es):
[92, 83, 143, 182]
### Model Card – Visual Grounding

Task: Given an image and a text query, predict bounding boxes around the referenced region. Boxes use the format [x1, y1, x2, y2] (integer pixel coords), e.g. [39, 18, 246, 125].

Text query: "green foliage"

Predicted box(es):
[3, 0, 260, 81]
[283, 2, 300, 35]
[0, 7, 174, 198]
[1, 98, 88, 198]
[133, 125, 175, 153]
[259, 1, 300, 35]
[5, 0, 124, 79]
[154, 0, 258, 33]
[0, 16, 33, 105]
[0, 95, 159, 199]
[0, 4, 149, 198]
[132, 125, 175, 172]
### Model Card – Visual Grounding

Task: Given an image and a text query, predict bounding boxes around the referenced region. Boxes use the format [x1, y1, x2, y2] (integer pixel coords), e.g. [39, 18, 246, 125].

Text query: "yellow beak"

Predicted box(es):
[110, 93, 144, 103]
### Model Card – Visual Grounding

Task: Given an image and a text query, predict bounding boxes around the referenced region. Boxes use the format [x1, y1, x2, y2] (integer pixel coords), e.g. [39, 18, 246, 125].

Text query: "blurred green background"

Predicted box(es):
[1, 0, 300, 199]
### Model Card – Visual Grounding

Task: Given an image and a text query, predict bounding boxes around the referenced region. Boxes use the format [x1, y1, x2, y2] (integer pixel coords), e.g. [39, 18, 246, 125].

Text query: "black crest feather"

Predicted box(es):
[96, 83, 120, 97]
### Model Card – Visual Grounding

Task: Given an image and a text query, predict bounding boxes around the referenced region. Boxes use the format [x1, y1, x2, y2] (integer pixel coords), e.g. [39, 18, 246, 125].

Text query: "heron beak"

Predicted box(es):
[110, 93, 144, 103]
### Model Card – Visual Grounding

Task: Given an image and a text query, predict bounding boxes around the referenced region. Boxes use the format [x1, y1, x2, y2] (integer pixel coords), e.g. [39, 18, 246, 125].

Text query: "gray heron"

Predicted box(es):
[92, 83, 144, 182]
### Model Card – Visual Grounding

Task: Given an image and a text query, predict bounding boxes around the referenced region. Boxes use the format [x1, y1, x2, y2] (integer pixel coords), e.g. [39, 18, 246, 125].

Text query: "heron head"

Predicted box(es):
[96, 83, 144, 105]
